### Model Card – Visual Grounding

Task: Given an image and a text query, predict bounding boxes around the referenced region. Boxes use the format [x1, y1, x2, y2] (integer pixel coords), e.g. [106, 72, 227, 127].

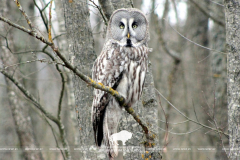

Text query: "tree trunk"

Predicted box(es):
[225, 0, 240, 159]
[62, 0, 98, 159]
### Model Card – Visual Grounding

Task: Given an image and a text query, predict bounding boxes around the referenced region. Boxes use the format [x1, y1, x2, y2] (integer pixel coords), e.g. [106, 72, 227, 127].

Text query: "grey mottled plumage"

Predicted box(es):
[91, 8, 150, 158]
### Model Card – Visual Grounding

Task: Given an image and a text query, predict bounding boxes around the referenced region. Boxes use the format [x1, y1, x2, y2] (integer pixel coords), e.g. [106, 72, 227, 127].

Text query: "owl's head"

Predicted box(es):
[106, 8, 149, 47]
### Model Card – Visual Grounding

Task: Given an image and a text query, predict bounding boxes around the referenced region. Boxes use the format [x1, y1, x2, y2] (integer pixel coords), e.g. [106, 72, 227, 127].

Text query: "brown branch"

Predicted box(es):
[89, 0, 108, 25]
[14, 0, 34, 30]
[0, 16, 52, 45]
[48, 0, 53, 42]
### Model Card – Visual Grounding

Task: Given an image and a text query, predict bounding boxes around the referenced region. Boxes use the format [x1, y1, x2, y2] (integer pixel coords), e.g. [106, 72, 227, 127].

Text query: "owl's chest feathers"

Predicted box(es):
[111, 45, 148, 106]
[95, 44, 148, 106]
[117, 60, 146, 106]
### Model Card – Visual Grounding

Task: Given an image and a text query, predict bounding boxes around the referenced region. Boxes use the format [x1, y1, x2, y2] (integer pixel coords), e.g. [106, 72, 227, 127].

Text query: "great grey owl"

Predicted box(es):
[91, 8, 150, 158]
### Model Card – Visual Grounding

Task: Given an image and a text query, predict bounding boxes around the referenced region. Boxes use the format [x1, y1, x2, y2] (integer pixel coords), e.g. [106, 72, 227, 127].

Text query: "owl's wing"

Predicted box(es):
[92, 48, 125, 147]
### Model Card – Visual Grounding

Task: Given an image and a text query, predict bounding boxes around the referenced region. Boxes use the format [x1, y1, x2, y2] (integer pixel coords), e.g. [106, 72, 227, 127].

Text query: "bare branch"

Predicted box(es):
[98, 0, 115, 21]
[2, 58, 48, 69]
[164, 18, 226, 54]
[48, 0, 53, 42]
[0, 69, 59, 124]
[208, 0, 224, 7]
[189, 0, 224, 26]
[159, 126, 203, 135]
[14, 0, 34, 30]
[155, 88, 229, 138]
[0, 34, 13, 53]
[89, 0, 108, 25]
[153, 14, 181, 62]
[33, 0, 49, 31]
[0, 16, 52, 45]
[0, 69, 70, 159]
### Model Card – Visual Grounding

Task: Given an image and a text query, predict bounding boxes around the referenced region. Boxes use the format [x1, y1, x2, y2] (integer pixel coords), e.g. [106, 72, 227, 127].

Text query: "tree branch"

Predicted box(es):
[189, 0, 224, 27]
[0, 16, 52, 45]
[0, 69, 70, 159]
[33, 0, 49, 31]
[153, 13, 181, 62]
[1, 69, 59, 124]
[14, 0, 34, 30]
[164, 18, 226, 54]
[155, 88, 229, 138]
[89, 0, 108, 25]
[98, 0, 115, 21]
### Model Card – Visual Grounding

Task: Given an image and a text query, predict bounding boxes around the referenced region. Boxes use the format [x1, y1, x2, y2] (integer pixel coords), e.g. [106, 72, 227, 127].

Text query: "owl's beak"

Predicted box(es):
[127, 33, 130, 38]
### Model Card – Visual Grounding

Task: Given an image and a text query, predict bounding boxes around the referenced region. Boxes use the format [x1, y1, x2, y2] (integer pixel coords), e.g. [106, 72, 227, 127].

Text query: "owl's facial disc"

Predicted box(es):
[109, 9, 148, 47]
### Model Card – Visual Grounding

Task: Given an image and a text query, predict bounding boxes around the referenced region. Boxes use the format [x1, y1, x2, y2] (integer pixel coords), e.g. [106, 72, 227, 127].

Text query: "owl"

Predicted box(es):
[91, 8, 150, 159]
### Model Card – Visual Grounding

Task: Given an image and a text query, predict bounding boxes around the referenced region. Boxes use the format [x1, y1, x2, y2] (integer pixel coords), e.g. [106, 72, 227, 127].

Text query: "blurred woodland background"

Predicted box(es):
[0, 0, 230, 160]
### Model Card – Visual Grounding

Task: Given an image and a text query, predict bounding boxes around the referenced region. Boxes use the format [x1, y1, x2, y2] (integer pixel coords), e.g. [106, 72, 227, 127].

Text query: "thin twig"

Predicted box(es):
[164, 18, 226, 55]
[31, 106, 66, 160]
[42, 1, 51, 12]
[208, 0, 224, 6]
[157, 92, 169, 150]
[0, 16, 52, 45]
[153, 14, 181, 62]
[33, 0, 49, 31]
[159, 119, 190, 125]
[0, 34, 13, 53]
[1, 69, 59, 124]
[89, 0, 108, 25]
[129, 0, 134, 8]
[2, 58, 48, 69]
[48, 0, 53, 42]
[14, 0, 34, 30]
[188, 0, 224, 26]
[191, 98, 199, 122]
[155, 88, 229, 138]
[159, 126, 203, 135]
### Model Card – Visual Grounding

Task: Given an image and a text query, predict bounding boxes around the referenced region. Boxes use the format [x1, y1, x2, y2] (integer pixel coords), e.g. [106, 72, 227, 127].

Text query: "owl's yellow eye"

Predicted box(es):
[119, 24, 125, 29]
[132, 24, 138, 29]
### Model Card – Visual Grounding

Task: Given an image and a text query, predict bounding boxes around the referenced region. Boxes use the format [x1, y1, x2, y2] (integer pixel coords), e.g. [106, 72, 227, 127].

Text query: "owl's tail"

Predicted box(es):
[108, 134, 118, 158]
[103, 99, 123, 159]
[104, 116, 119, 158]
